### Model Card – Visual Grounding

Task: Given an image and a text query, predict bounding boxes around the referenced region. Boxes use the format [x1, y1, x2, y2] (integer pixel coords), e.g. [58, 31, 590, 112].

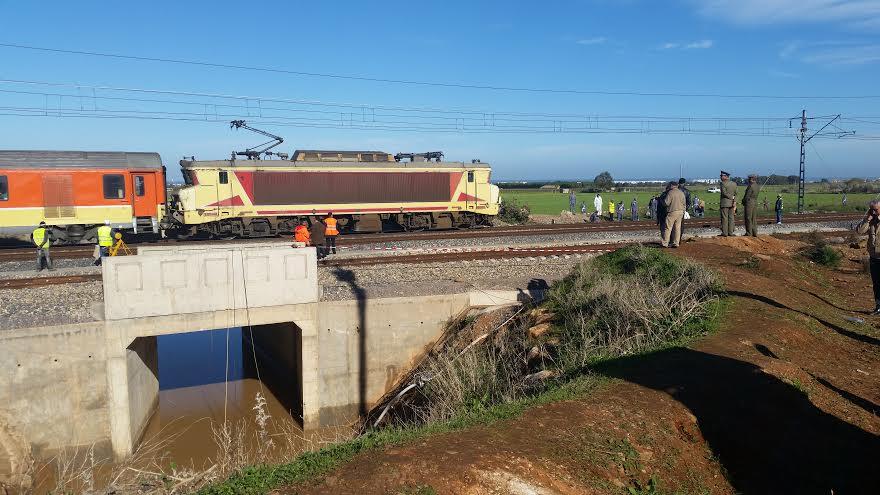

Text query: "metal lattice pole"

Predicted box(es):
[798, 110, 806, 214]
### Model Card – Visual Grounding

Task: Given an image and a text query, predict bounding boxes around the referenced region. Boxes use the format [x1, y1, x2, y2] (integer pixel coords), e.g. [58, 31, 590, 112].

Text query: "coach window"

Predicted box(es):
[103, 174, 125, 199]
[134, 176, 145, 196]
[467, 171, 474, 183]
[219, 171, 229, 184]
[0, 176, 7, 201]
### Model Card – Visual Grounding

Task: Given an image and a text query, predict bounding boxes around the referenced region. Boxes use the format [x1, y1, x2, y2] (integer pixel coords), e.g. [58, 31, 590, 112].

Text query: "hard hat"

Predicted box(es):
[104, 220, 111, 225]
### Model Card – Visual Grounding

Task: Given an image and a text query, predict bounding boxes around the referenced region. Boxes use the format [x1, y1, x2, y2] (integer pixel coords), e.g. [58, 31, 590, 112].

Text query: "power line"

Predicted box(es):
[3, 41, 880, 100]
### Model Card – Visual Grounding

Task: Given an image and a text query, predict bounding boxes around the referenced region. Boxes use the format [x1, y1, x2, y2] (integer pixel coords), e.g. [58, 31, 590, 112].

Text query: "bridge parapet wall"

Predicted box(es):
[102, 247, 318, 320]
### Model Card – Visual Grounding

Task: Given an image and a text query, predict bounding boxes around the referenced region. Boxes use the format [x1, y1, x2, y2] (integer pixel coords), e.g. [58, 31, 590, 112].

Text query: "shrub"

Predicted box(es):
[498, 198, 530, 224]
[804, 231, 843, 267]
[547, 245, 722, 370]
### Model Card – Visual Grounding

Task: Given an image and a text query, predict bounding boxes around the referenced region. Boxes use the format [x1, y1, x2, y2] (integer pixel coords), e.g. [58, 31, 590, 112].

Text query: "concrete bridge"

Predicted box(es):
[0, 242, 530, 477]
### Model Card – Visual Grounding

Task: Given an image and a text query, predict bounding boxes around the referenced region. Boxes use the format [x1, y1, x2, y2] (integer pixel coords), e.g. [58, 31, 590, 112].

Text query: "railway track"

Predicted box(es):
[0, 212, 858, 262]
[0, 273, 102, 289]
[320, 244, 624, 267]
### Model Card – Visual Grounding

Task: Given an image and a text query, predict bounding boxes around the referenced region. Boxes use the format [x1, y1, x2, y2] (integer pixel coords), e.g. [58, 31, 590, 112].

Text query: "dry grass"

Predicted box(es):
[5, 392, 356, 495]
[369, 245, 722, 430]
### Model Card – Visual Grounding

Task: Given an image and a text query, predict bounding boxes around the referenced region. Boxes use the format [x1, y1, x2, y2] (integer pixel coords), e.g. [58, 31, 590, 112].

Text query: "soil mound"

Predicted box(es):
[701, 235, 804, 256]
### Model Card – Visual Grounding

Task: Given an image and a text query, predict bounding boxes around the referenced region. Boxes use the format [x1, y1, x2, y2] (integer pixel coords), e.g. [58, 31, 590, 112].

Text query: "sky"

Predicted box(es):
[1, 0, 879, 181]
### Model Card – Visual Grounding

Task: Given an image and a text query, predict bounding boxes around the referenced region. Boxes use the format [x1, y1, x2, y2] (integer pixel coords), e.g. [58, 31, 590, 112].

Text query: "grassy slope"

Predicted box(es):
[503, 186, 872, 216]
[202, 248, 723, 495]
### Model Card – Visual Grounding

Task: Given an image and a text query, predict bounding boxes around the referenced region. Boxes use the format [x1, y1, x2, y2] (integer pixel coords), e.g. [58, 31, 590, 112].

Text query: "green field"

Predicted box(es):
[501, 186, 874, 218]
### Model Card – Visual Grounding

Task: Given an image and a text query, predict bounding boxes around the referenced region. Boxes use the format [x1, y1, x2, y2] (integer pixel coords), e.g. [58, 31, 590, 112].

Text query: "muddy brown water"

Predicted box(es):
[32, 328, 332, 494]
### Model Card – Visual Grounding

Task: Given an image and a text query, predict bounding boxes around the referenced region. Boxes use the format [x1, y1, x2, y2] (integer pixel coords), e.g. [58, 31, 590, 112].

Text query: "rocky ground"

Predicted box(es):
[280, 235, 880, 495]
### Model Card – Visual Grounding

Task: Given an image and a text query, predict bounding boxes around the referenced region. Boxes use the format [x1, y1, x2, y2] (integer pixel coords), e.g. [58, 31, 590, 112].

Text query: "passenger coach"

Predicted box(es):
[0, 151, 166, 243]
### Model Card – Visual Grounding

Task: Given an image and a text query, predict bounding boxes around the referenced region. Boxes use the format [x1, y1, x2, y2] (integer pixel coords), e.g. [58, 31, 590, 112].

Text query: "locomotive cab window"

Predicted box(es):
[467, 171, 474, 182]
[0, 175, 7, 201]
[103, 174, 125, 199]
[134, 176, 145, 197]
[219, 171, 229, 184]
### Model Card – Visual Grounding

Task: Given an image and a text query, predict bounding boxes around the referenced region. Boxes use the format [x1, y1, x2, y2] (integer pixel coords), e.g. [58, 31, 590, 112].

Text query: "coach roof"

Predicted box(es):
[0, 150, 163, 169]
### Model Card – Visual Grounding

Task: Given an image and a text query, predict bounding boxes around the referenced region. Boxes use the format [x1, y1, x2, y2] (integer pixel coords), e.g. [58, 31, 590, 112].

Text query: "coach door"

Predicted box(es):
[132, 173, 158, 218]
[466, 170, 476, 210]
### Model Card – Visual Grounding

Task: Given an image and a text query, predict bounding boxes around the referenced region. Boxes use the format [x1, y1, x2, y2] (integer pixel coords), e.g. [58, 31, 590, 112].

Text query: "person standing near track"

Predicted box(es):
[719, 171, 737, 236]
[662, 181, 686, 248]
[616, 200, 624, 222]
[30, 221, 54, 272]
[95, 220, 114, 266]
[322, 212, 339, 255]
[569, 190, 577, 214]
[857, 200, 880, 315]
[593, 193, 603, 216]
[742, 174, 760, 237]
[631, 197, 639, 221]
[608, 199, 616, 222]
[775, 194, 784, 225]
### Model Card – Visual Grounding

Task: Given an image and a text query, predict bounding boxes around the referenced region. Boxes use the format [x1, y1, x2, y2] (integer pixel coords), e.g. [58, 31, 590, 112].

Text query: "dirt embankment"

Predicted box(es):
[282, 235, 880, 495]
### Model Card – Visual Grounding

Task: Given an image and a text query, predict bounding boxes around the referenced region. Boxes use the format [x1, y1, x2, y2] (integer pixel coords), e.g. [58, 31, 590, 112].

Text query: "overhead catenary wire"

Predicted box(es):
[2, 42, 880, 100]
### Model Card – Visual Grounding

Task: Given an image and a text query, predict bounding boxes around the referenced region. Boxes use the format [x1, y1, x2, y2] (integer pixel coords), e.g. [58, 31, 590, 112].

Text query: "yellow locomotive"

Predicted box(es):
[168, 150, 500, 237]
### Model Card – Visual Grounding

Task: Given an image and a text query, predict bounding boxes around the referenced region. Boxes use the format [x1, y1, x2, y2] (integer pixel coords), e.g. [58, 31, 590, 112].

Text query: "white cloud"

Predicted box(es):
[685, 39, 714, 49]
[692, 0, 880, 30]
[576, 37, 607, 45]
[779, 39, 880, 65]
[659, 40, 713, 50]
[802, 43, 880, 64]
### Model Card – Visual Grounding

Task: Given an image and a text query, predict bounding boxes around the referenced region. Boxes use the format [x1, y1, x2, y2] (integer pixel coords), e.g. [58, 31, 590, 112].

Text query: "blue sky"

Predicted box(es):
[1, 0, 879, 181]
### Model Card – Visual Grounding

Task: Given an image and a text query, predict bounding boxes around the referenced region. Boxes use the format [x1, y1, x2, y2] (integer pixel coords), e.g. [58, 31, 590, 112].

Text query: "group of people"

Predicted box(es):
[580, 194, 640, 223]
[293, 212, 339, 259]
[31, 220, 116, 271]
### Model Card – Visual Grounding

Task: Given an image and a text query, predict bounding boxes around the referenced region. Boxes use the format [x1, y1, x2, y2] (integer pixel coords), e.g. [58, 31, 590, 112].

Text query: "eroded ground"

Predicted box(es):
[280, 235, 880, 495]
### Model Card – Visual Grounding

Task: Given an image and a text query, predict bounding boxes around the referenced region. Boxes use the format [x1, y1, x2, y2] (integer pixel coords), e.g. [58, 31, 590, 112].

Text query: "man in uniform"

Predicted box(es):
[775, 194, 784, 225]
[857, 200, 880, 315]
[95, 220, 114, 265]
[662, 181, 686, 248]
[30, 221, 53, 271]
[742, 174, 760, 237]
[719, 171, 737, 236]
[322, 212, 339, 255]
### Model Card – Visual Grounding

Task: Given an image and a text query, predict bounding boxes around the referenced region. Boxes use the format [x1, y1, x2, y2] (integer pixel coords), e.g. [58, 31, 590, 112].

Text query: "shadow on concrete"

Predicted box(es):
[595, 348, 880, 494]
[332, 267, 368, 418]
[726, 290, 880, 347]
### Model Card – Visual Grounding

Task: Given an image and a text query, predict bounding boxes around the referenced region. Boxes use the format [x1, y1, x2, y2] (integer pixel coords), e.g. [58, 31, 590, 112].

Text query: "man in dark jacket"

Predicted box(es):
[310, 219, 326, 259]
[857, 200, 880, 315]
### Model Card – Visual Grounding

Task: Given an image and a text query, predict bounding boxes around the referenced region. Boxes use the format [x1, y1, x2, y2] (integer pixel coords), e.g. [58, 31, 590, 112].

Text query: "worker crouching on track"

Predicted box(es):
[294, 219, 311, 246]
[95, 220, 114, 266]
[321, 212, 339, 256]
[30, 221, 54, 272]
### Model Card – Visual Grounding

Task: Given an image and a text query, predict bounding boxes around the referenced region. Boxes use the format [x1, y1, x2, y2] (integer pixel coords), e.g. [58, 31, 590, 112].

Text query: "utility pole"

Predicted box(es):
[791, 110, 853, 214]
[797, 110, 807, 214]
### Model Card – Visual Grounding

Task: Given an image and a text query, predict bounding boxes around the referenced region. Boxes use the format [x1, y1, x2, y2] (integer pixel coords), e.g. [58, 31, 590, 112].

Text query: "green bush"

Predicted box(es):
[498, 197, 530, 224]
[804, 232, 843, 267]
[548, 245, 722, 370]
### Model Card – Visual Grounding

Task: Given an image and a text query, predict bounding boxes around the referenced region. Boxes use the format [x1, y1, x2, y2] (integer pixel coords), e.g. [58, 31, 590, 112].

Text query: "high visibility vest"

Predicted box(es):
[32, 227, 50, 249]
[608, 202, 616, 214]
[324, 217, 339, 236]
[97, 225, 114, 247]
[294, 225, 311, 244]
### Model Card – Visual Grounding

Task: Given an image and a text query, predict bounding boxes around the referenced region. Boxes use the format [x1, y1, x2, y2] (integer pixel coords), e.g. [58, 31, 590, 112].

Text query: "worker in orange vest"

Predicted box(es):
[294, 219, 311, 246]
[322, 212, 339, 255]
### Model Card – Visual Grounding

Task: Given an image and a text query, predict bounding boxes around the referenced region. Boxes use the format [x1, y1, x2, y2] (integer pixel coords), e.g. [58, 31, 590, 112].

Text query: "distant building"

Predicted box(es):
[539, 184, 561, 192]
[561, 188, 571, 194]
